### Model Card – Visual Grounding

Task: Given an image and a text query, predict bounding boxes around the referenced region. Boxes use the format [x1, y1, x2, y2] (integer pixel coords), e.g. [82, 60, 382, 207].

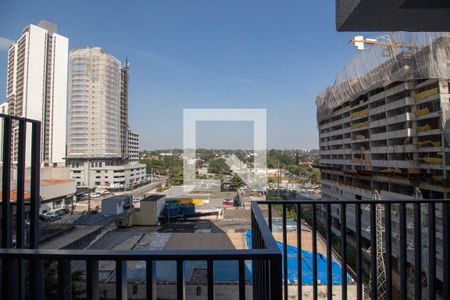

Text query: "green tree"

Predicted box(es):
[168, 164, 183, 186]
[142, 159, 167, 175]
[308, 168, 321, 184]
[229, 174, 245, 190]
[208, 158, 230, 175]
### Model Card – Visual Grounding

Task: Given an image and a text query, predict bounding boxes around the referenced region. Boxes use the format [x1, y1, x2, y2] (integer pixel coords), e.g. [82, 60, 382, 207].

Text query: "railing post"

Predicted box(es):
[87, 260, 99, 300]
[413, 203, 422, 300]
[443, 202, 449, 300]
[58, 260, 72, 300]
[30, 259, 45, 300]
[116, 260, 128, 300]
[326, 204, 332, 300]
[146, 259, 156, 300]
[1, 117, 12, 248]
[0, 119, 15, 300]
[370, 203, 377, 300]
[296, 203, 302, 300]
[428, 202, 436, 300]
[399, 203, 407, 300]
[30, 122, 41, 249]
[207, 259, 214, 300]
[176, 259, 185, 300]
[2, 257, 19, 299]
[312, 203, 318, 299]
[270, 254, 282, 300]
[239, 259, 245, 300]
[282, 204, 288, 300]
[16, 120, 27, 248]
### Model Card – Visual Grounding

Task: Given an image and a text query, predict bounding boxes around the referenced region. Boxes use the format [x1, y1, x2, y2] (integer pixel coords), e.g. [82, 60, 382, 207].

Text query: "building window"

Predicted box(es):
[53, 200, 62, 209]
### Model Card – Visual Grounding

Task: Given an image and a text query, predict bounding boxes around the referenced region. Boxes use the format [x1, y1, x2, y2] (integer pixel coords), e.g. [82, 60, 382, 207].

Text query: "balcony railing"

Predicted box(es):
[260, 198, 450, 300]
[1, 112, 449, 299]
[0, 114, 282, 300]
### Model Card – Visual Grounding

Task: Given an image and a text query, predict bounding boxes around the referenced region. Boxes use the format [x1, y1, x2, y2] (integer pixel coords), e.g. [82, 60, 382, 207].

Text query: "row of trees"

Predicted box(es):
[142, 149, 321, 188]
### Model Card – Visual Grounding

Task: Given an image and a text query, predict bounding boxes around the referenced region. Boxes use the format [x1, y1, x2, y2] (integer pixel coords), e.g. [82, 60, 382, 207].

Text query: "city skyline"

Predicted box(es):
[0, 0, 367, 150]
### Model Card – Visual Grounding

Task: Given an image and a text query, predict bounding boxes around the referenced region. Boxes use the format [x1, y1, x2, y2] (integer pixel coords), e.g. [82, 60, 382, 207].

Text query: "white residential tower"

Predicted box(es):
[6, 20, 68, 166]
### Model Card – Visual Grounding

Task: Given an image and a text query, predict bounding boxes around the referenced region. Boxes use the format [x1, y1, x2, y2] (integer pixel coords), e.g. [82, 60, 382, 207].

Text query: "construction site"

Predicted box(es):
[317, 32, 450, 298]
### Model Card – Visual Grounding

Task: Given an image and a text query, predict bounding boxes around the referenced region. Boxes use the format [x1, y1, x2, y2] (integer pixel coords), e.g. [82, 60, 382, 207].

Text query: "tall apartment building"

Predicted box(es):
[317, 33, 450, 295]
[67, 48, 121, 158]
[6, 20, 68, 166]
[67, 48, 146, 189]
[128, 130, 139, 163]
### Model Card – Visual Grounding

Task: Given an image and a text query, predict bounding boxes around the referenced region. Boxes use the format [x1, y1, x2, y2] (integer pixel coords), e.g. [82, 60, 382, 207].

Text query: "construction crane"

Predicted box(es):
[371, 190, 387, 300]
[363, 190, 387, 299]
[350, 34, 423, 57]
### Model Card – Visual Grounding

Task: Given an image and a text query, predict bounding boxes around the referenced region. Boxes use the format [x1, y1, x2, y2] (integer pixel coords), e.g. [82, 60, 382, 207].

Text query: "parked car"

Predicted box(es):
[90, 192, 101, 198]
[45, 211, 59, 218]
[39, 214, 50, 221]
[56, 209, 66, 216]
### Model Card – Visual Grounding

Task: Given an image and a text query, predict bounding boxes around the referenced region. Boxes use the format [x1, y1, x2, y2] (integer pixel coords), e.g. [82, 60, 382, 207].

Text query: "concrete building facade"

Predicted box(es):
[67, 48, 146, 189]
[70, 160, 146, 188]
[128, 130, 139, 163]
[67, 47, 121, 158]
[317, 34, 450, 295]
[6, 20, 68, 166]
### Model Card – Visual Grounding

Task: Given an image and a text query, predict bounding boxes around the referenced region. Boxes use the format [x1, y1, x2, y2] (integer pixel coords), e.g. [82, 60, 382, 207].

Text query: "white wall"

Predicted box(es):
[50, 33, 69, 164]
[25, 25, 46, 121]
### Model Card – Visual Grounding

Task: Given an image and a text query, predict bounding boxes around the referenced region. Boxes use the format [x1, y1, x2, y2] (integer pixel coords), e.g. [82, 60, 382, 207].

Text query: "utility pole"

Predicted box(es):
[277, 163, 280, 196]
[87, 189, 91, 214]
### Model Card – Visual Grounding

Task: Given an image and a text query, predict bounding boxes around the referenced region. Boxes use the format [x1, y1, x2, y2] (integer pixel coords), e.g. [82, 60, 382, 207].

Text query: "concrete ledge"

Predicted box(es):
[337, 0, 450, 31]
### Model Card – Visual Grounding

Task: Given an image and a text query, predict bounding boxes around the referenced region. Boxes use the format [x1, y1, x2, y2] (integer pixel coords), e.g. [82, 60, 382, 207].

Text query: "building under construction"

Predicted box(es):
[316, 32, 450, 298]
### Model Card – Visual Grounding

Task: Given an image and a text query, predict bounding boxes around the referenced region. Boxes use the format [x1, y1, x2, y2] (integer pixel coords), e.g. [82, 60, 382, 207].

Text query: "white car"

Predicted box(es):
[90, 192, 101, 198]
[45, 211, 59, 218]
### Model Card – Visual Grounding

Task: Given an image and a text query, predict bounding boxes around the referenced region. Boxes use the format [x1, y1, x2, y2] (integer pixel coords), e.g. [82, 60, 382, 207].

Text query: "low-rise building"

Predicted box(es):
[125, 194, 166, 226]
[69, 159, 146, 190]
[1, 166, 77, 214]
[39, 167, 77, 213]
[101, 195, 132, 215]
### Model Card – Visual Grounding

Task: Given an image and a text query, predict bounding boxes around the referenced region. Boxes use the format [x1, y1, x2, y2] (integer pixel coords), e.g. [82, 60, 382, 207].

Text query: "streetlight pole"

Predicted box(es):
[88, 188, 92, 214]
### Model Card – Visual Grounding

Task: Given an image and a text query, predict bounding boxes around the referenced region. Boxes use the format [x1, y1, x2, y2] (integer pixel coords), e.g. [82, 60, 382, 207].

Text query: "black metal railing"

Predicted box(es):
[1, 111, 448, 299]
[0, 112, 282, 300]
[0, 113, 41, 300]
[0, 204, 281, 300]
[260, 199, 450, 300]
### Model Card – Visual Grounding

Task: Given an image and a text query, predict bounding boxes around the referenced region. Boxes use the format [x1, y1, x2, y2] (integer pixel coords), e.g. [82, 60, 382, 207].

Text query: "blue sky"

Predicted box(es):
[0, 0, 366, 150]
